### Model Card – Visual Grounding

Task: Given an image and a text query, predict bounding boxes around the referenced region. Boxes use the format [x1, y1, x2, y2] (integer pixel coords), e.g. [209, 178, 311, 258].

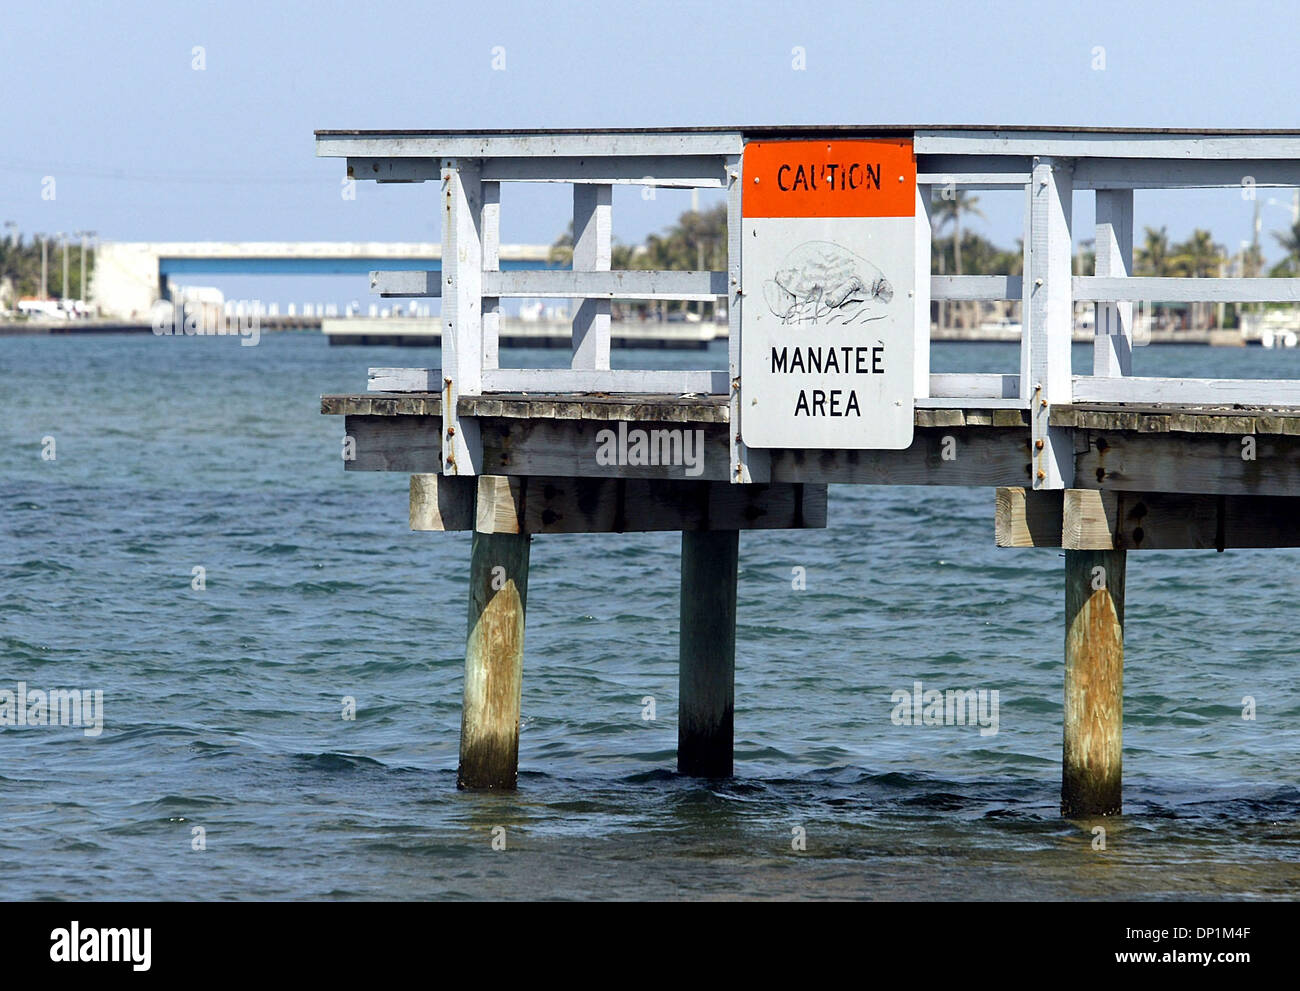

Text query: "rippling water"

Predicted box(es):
[2, 333, 1299, 900]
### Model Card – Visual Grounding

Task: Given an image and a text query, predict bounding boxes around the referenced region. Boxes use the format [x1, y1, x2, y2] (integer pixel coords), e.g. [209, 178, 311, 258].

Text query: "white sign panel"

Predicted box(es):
[740, 140, 916, 450]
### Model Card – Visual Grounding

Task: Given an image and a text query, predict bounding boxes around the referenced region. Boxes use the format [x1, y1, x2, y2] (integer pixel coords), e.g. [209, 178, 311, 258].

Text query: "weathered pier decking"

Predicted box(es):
[318, 125, 1300, 814]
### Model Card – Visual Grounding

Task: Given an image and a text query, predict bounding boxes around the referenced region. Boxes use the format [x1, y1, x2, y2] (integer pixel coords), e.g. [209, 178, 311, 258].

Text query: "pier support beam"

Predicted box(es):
[678, 530, 738, 777]
[458, 529, 531, 789]
[1062, 549, 1125, 816]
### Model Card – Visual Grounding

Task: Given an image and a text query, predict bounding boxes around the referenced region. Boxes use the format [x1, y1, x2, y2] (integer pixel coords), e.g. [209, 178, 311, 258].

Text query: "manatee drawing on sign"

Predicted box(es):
[762, 241, 894, 325]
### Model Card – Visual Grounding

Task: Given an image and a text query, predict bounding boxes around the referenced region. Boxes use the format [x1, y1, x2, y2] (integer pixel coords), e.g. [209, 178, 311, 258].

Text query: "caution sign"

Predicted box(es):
[740, 139, 916, 450]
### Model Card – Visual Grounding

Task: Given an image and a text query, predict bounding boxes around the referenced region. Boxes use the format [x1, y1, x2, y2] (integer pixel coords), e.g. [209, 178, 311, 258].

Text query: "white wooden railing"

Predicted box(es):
[316, 126, 1300, 485]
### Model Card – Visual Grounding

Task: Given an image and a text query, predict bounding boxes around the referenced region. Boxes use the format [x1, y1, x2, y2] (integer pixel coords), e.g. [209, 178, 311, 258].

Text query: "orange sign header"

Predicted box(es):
[743, 139, 916, 219]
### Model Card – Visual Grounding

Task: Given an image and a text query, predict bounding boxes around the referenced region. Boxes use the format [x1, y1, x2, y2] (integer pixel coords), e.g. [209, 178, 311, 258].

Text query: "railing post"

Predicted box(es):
[572, 183, 612, 369]
[482, 180, 501, 371]
[1022, 156, 1075, 489]
[1093, 188, 1134, 377]
[728, 152, 770, 483]
[914, 183, 932, 400]
[441, 158, 484, 475]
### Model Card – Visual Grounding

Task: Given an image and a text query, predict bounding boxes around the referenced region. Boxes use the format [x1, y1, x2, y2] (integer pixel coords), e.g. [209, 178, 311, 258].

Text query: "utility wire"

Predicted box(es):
[0, 159, 329, 185]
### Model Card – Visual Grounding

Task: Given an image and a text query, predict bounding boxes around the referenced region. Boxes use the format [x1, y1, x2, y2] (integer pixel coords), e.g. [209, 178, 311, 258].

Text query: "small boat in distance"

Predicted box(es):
[976, 316, 1022, 337]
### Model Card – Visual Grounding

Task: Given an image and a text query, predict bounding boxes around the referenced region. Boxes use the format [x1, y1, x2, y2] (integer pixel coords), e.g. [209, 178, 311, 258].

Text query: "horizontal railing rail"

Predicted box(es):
[1075, 276, 1300, 303]
[372, 269, 729, 301]
[931, 275, 1023, 300]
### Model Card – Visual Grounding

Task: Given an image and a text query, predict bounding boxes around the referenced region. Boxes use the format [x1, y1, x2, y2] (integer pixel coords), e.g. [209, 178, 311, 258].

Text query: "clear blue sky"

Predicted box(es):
[3, 0, 1299, 301]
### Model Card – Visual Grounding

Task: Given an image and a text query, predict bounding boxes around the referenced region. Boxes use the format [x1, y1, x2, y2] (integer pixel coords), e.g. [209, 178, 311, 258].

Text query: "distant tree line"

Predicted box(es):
[550, 204, 728, 320]
[0, 234, 94, 303]
[930, 191, 1300, 330]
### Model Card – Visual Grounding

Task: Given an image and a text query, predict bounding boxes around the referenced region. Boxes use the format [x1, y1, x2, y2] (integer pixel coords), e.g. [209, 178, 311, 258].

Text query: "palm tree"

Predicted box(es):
[1136, 226, 1173, 277]
[932, 191, 985, 327]
[1174, 228, 1224, 278]
[1234, 241, 1267, 327]
[552, 204, 728, 320]
[1241, 242, 1266, 278]
[1272, 220, 1300, 274]
[638, 204, 726, 319]
[1172, 229, 1225, 329]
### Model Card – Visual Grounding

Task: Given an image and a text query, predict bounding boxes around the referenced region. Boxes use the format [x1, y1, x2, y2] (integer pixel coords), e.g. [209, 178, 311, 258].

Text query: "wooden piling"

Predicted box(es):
[1062, 549, 1125, 816]
[678, 529, 738, 777]
[458, 528, 530, 789]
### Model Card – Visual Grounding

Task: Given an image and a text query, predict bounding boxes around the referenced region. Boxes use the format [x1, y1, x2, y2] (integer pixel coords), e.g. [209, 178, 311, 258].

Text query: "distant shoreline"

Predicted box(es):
[0, 318, 1271, 347]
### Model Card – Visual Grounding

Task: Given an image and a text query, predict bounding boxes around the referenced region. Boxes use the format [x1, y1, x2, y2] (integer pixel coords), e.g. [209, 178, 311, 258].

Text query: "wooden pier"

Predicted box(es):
[318, 125, 1300, 815]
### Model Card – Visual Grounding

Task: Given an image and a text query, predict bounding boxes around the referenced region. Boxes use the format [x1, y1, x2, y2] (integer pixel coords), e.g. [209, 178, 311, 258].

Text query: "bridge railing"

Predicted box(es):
[316, 127, 1300, 484]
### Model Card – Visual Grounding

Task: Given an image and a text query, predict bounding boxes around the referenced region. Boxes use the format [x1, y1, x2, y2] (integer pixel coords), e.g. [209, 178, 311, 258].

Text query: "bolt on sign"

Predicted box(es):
[740, 139, 916, 449]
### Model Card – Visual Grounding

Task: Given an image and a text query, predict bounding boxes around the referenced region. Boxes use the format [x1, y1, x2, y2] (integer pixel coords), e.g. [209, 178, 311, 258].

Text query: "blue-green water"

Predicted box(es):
[2, 334, 1299, 900]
